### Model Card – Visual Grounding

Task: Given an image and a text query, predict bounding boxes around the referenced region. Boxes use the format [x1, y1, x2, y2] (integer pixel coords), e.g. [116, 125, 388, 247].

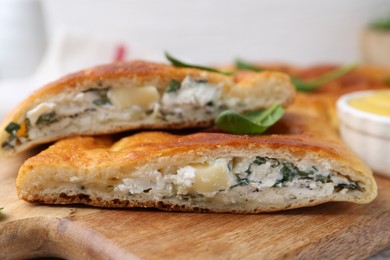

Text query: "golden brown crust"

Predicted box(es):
[17, 113, 369, 179]
[15, 62, 385, 212]
[0, 60, 295, 156]
[0, 61, 228, 133]
[261, 64, 390, 128]
[22, 191, 356, 213]
[17, 102, 377, 212]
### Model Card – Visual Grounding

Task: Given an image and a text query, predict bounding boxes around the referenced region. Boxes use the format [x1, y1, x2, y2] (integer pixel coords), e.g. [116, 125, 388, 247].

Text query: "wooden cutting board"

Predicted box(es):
[1, 150, 389, 260]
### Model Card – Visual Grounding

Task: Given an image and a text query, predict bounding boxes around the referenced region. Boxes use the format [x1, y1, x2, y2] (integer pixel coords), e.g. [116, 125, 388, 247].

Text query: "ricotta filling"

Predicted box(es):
[82, 156, 363, 205]
[2, 76, 226, 149]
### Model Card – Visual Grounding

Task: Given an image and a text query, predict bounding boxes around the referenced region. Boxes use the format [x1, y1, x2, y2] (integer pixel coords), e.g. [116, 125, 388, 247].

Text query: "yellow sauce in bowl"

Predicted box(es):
[349, 90, 390, 117]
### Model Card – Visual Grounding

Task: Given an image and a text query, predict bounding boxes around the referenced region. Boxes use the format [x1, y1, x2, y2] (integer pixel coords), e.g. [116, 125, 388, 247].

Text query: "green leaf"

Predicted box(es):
[5, 122, 20, 134]
[233, 59, 356, 92]
[291, 77, 316, 92]
[84, 88, 111, 106]
[293, 63, 357, 92]
[215, 103, 285, 134]
[165, 52, 233, 75]
[36, 112, 57, 125]
[235, 59, 264, 72]
[166, 80, 181, 92]
[92, 99, 112, 106]
[371, 17, 390, 31]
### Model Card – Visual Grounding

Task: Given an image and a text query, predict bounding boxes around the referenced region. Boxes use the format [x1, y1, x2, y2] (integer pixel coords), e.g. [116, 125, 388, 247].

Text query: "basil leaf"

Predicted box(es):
[167, 80, 181, 92]
[234, 59, 356, 92]
[298, 63, 357, 92]
[5, 122, 20, 134]
[215, 103, 285, 134]
[291, 77, 317, 92]
[235, 59, 263, 72]
[165, 52, 233, 75]
[313, 64, 357, 84]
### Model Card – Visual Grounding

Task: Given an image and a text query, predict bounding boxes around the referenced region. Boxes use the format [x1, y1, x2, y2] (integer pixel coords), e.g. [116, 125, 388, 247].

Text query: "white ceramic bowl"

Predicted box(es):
[337, 90, 390, 178]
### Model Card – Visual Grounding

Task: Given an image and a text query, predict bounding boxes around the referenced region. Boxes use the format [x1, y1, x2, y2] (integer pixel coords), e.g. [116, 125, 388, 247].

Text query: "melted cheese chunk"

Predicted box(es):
[107, 86, 160, 109]
[188, 161, 231, 194]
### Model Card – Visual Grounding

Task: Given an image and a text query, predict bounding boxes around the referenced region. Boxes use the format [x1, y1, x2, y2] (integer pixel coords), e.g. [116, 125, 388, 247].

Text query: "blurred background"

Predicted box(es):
[0, 0, 389, 118]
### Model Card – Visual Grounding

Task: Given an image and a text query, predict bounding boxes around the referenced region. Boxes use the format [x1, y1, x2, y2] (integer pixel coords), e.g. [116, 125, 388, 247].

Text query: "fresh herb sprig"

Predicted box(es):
[291, 63, 357, 92]
[235, 59, 263, 72]
[235, 59, 356, 92]
[165, 54, 284, 134]
[215, 103, 285, 134]
[165, 52, 233, 75]
[167, 80, 181, 92]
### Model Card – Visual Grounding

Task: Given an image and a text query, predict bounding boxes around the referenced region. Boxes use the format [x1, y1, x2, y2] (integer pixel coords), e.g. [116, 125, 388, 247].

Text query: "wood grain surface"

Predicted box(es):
[0, 149, 389, 259]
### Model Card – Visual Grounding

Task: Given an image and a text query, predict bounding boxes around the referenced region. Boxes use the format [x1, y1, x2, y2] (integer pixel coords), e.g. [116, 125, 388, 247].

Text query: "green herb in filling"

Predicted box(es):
[167, 80, 181, 93]
[229, 157, 362, 192]
[227, 162, 233, 172]
[274, 162, 318, 186]
[1, 136, 16, 149]
[195, 79, 208, 84]
[93, 99, 111, 106]
[336, 182, 361, 191]
[84, 88, 112, 106]
[36, 112, 57, 125]
[176, 194, 196, 201]
[5, 122, 20, 134]
[3, 122, 21, 150]
[206, 101, 214, 107]
[253, 156, 280, 167]
[315, 175, 330, 183]
[253, 157, 267, 165]
[231, 176, 251, 188]
[83, 88, 108, 94]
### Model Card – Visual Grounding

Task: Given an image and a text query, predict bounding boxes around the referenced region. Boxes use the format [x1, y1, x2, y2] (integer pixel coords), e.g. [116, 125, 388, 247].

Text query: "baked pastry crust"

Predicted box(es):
[17, 99, 377, 213]
[0, 61, 295, 156]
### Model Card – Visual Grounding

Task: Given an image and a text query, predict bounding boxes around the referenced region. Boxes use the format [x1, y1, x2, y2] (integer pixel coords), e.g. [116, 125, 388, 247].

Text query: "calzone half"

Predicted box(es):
[0, 61, 295, 156]
[16, 105, 377, 213]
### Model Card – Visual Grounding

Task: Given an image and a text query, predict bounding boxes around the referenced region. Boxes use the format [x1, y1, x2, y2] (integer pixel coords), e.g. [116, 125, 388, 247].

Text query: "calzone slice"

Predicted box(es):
[16, 110, 377, 213]
[0, 61, 295, 156]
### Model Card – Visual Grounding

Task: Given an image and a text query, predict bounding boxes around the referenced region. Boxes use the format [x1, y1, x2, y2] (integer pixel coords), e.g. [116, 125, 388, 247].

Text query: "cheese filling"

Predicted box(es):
[2, 76, 227, 150]
[69, 156, 363, 206]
